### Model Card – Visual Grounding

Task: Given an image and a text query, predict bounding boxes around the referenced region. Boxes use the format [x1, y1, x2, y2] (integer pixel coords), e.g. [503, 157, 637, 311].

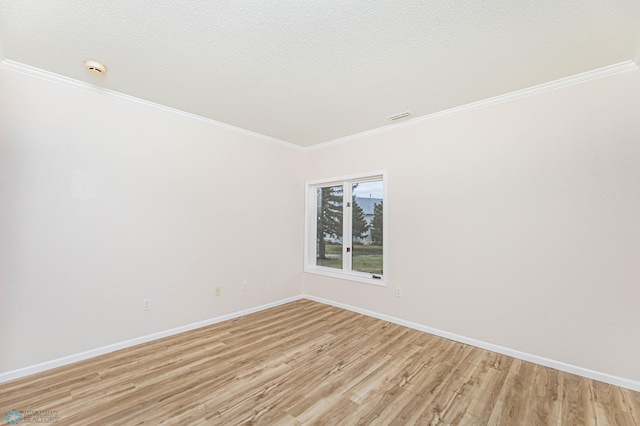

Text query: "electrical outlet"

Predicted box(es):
[143, 298, 151, 311]
[395, 288, 401, 297]
[215, 287, 221, 296]
[242, 281, 247, 291]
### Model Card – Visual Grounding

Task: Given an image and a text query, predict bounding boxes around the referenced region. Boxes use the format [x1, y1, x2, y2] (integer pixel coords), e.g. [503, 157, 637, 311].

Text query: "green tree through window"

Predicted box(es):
[370, 201, 383, 246]
[316, 185, 343, 263]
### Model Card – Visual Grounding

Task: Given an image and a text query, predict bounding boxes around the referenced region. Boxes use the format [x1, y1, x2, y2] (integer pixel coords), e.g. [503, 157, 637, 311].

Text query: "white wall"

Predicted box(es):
[0, 68, 304, 373]
[2, 63, 639, 388]
[303, 70, 640, 383]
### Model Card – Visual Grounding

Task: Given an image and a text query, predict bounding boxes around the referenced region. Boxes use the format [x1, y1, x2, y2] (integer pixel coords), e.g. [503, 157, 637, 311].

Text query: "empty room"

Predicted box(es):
[1, 1, 640, 425]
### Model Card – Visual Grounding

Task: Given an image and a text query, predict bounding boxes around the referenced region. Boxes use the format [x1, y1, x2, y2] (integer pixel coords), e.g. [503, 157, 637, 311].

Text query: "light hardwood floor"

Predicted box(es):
[1, 299, 639, 425]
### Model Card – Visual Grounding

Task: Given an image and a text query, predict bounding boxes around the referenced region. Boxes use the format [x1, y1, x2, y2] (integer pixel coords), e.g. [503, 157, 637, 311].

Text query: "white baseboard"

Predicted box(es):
[3, 293, 639, 393]
[303, 294, 640, 393]
[0, 295, 303, 384]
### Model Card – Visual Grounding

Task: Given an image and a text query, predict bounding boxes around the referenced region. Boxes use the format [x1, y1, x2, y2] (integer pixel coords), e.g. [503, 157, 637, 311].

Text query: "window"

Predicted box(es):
[305, 171, 386, 285]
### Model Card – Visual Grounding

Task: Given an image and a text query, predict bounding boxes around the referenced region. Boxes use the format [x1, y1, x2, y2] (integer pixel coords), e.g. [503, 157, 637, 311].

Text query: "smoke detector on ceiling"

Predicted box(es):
[388, 111, 412, 121]
[84, 60, 107, 75]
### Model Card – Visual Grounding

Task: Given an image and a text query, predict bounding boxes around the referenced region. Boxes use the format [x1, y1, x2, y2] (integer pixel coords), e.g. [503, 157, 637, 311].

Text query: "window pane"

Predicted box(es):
[316, 185, 343, 269]
[352, 181, 383, 275]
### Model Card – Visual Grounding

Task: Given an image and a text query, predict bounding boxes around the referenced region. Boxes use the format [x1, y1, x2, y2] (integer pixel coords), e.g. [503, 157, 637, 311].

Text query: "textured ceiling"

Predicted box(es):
[1, 1, 639, 147]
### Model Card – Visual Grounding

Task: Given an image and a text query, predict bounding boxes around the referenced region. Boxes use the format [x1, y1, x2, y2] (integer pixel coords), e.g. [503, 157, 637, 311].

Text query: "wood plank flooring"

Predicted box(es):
[1, 299, 639, 425]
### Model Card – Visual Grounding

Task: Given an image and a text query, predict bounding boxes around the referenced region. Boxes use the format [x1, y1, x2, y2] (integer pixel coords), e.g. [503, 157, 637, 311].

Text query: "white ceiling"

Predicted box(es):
[1, 1, 639, 147]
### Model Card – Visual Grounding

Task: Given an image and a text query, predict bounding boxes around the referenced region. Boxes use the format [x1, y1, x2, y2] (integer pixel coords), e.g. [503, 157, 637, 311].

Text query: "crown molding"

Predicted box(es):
[0, 59, 304, 152]
[308, 60, 639, 151]
[2, 59, 637, 152]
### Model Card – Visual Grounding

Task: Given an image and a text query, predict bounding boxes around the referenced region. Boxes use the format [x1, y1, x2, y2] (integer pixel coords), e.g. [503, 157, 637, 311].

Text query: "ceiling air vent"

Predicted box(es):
[388, 111, 412, 121]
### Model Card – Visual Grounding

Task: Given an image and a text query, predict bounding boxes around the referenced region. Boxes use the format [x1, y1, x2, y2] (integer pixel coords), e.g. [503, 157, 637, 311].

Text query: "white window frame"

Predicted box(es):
[304, 170, 387, 286]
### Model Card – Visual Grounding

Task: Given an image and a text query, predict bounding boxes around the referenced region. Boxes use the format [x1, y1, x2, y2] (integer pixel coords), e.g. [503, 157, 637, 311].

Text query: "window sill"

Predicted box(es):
[304, 266, 387, 287]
